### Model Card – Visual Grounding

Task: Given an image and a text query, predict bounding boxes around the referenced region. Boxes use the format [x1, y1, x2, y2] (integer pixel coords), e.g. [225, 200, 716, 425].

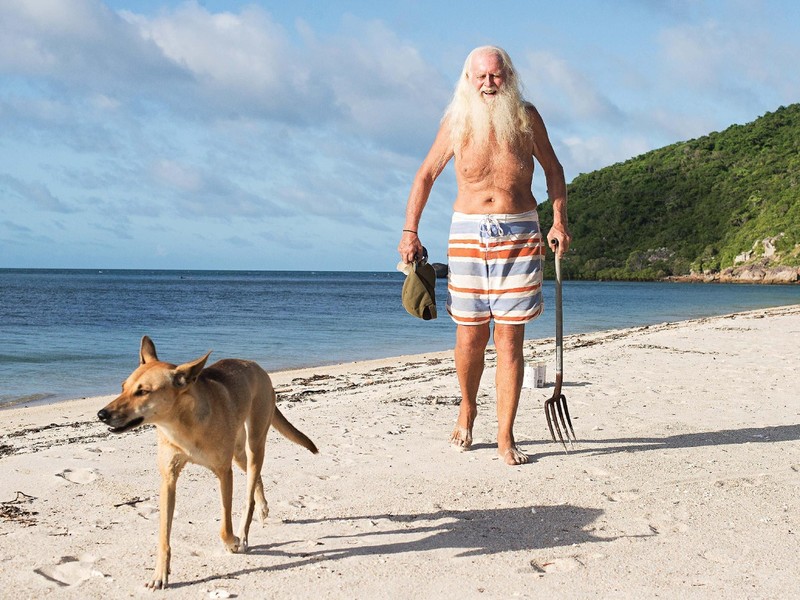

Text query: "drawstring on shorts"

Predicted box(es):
[479, 215, 504, 239]
[479, 216, 504, 261]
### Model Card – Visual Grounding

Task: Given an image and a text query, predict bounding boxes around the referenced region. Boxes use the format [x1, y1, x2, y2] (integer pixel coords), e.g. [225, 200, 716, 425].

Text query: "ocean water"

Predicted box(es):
[1, 269, 799, 408]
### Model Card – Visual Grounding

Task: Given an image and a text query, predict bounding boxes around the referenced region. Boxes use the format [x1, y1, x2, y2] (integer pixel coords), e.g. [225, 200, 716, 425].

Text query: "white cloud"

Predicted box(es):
[0, 174, 76, 213]
[658, 18, 800, 110]
[659, 21, 725, 88]
[644, 107, 716, 143]
[562, 135, 651, 176]
[0, 1, 453, 244]
[147, 156, 291, 220]
[0, 220, 33, 233]
[122, 4, 290, 90]
[303, 16, 450, 149]
[152, 159, 203, 192]
[119, 3, 335, 124]
[0, 0, 185, 90]
[521, 51, 623, 124]
[90, 94, 121, 111]
[0, 2, 451, 152]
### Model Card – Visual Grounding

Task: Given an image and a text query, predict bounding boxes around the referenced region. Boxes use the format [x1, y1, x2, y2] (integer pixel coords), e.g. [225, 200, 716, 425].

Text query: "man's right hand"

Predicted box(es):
[398, 231, 424, 264]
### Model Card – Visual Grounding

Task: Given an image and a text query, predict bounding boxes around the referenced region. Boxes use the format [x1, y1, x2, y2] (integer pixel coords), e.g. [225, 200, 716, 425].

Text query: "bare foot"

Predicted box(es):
[499, 445, 529, 465]
[450, 399, 476, 451]
[449, 426, 473, 451]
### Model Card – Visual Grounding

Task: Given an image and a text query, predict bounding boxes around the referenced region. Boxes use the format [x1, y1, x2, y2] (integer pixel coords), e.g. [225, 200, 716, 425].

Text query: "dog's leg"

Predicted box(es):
[234, 445, 269, 528]
[148, 453, 186, 590]
[216, 465, 244, 553]
[254, 476, 269, 524]
[236, 427, 267, 548]
[233, 446, 254, 549]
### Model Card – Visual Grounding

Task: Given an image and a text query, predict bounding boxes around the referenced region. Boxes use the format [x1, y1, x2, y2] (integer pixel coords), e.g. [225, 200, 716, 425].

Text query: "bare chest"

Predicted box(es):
[456, 142, 534, 187]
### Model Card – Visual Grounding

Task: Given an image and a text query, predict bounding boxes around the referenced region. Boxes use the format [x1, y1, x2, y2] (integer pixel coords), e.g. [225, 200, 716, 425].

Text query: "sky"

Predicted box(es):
[1, 0, 799, 271]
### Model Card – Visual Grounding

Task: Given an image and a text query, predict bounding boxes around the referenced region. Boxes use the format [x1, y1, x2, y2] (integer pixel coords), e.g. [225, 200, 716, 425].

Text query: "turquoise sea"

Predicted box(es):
[1, 269, 799, 408]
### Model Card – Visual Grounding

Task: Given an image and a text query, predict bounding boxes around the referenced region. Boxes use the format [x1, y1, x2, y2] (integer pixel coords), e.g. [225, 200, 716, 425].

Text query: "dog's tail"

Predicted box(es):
[272, 407, 319, 454]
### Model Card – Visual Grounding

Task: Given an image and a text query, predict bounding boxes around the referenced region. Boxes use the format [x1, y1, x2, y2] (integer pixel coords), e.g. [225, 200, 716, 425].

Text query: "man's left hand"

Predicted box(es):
[546, 224, 572, 258]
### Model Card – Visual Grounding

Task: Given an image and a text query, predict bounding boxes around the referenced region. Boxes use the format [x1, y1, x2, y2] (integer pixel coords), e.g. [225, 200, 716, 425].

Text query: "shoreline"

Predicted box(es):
[5, 270, 800, 409]
[4, 299, 800, 413]
[2, 304, 799, 598]
[3, 304, 799, 446]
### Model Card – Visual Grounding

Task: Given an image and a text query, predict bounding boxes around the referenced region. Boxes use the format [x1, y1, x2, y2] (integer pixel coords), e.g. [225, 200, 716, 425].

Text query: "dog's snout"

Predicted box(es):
[97, 408, 110, 422]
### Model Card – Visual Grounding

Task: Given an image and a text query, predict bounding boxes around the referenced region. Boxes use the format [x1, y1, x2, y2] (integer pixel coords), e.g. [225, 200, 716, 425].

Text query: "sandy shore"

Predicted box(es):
[1, 305, 799, 599]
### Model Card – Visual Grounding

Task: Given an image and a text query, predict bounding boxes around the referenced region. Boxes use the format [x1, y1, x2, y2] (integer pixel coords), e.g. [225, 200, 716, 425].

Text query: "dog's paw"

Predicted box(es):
[225, 536, 247, 554]
[257, 502, 269, 524]
[146, 573, 168, 590]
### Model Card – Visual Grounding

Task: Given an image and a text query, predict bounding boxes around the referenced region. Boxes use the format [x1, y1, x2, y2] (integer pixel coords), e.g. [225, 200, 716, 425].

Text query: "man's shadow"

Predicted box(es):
[173, 424, 800, 588]
[172, 504, 618, 588]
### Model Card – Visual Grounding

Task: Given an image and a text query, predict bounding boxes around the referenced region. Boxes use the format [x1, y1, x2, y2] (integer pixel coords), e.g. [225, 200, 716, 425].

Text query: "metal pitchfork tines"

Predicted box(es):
[545, 240, 576, 452]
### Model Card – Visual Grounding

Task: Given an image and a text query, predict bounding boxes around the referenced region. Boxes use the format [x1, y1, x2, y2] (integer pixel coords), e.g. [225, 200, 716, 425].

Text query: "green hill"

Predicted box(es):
[537, 103, 800, 282]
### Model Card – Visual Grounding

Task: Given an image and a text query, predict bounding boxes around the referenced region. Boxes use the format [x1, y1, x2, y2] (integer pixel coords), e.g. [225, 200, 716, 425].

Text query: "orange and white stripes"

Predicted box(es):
[446, 211, 544, 325]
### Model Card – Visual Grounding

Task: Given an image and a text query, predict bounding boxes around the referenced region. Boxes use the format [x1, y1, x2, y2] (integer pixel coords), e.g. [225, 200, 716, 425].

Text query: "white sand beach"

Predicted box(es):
[1, 305, 799, 599]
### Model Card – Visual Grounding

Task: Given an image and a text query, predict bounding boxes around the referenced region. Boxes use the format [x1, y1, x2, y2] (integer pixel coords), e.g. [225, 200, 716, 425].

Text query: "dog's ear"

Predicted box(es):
[172, 351, 211, 389]
[140, 336, 159, 365]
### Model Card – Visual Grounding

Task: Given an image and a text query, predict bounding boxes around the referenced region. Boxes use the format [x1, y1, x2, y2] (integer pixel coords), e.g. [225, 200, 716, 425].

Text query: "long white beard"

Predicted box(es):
[464, 87, 520, 148]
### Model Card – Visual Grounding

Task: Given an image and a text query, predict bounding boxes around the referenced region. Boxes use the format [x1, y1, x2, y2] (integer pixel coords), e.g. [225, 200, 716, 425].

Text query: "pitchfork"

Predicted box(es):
[545, 240, 576, 452]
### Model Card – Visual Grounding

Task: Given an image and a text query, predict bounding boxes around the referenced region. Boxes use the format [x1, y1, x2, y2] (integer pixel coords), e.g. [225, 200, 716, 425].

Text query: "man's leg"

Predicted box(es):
[493, 323, 528, 465]
[451, 322, 490, 449]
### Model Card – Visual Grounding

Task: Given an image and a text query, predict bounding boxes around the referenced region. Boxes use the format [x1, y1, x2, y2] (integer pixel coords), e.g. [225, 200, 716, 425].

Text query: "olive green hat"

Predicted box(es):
[402, 257, 438, 320]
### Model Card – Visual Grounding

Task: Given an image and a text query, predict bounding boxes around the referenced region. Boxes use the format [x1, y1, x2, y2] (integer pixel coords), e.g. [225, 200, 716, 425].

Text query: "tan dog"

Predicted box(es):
[97, 336, 318, 589]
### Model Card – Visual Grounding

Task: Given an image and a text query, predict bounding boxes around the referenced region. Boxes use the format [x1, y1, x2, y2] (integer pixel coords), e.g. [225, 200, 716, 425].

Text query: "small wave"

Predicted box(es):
[0, 353, 111, 365]
[0, 393, 59, 410]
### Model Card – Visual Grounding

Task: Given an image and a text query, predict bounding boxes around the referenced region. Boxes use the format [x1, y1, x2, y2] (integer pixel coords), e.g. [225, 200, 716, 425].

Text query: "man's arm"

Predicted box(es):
[398, 121, 455, 264]
[529, 105, 571, 257]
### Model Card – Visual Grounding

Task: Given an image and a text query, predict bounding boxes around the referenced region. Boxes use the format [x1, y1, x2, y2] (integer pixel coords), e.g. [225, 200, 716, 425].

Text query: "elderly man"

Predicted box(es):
[398, 45, 571, 465]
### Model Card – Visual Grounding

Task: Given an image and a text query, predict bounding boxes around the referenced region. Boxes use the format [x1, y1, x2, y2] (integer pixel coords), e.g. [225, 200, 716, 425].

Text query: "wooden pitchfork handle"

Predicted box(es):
[544, 240, 576, 452]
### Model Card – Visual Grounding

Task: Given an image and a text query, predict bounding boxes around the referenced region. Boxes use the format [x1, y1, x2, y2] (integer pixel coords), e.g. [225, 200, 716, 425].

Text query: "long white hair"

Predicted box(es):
[444, 46, 532, 150]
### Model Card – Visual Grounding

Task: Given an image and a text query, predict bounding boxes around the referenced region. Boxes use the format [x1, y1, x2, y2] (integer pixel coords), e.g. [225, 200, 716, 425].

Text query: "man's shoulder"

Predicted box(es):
[523, 102, 546, 128]
[523, 101, 539, 114]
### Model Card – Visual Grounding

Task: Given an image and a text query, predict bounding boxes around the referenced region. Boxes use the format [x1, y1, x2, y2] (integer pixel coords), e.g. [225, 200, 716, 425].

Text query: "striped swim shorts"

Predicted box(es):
[446, 210, 545, 326]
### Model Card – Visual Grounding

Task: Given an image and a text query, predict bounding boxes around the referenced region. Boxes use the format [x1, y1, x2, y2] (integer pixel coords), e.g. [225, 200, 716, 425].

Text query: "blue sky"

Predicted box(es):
[1, 0, 799, 271]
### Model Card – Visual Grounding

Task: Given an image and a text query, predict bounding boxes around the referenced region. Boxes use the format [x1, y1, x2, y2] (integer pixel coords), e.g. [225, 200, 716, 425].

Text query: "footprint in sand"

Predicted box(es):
[585, 467, 614, 479]
[57, 468, 98, 484]
[35, 555, 104, 587]
[530, 556, 584, 574]
[136, 503, 160, 520]
[603, 490, 640, 502]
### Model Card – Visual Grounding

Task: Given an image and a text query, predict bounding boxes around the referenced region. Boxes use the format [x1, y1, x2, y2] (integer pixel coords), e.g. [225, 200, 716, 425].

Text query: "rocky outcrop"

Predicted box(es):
[734, 236, 784, 265]
[673, 236, 800, 284]
[669, 262, 799, 284]
[431, 263, 449, 279]
[726, 264, 799, 284]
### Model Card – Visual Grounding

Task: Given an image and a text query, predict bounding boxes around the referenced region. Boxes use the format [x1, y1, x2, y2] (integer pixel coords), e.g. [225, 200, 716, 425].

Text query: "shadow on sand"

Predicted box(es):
[527, 423, 800, 460]
[172, 503, 620, 588]
[173, 426, 798, 588]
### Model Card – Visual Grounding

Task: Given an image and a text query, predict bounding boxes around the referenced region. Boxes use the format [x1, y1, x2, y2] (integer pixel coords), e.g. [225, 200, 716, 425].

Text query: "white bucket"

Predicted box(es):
[534, 362, 547, 388]
[522, 365, 536, 389]
[523, 363, 547, 388]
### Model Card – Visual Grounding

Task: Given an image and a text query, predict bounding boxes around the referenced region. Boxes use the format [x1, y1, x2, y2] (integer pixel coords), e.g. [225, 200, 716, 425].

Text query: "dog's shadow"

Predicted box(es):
[172, 503, 616, 588]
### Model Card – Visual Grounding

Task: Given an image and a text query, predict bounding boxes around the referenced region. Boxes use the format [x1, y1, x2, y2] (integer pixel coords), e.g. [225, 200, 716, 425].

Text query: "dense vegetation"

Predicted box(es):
[537, 104, 800, 280]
